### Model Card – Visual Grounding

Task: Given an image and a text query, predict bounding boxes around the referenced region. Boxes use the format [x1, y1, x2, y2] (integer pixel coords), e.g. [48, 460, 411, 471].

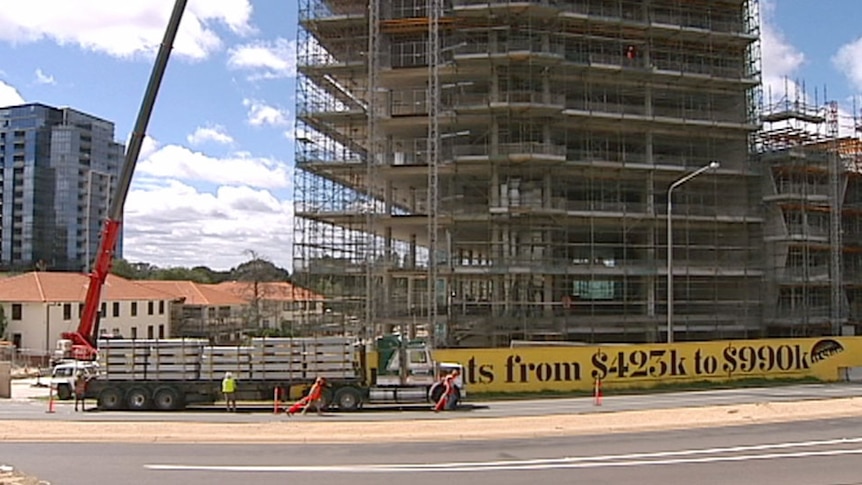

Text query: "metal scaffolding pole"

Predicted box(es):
[427, 0, 441, 345]
[365, 0, 381, 342]
[828, 101, 843, 335]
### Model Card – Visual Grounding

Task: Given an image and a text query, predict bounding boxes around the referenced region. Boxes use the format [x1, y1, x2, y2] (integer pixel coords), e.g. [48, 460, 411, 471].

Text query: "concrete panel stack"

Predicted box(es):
[201, 345, 253, 381]
[251, 337, 356, 381]
[301, 336, 356, 380]
[98, 339, 205, 381]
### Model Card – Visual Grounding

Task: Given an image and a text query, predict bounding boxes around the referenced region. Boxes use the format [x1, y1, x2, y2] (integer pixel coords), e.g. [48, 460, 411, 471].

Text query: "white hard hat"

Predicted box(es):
[225, 372, 232, 378]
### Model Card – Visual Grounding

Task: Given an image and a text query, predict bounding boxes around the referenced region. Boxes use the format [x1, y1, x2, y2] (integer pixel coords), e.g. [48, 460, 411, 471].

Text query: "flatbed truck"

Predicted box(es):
[86, 335, 463, 411]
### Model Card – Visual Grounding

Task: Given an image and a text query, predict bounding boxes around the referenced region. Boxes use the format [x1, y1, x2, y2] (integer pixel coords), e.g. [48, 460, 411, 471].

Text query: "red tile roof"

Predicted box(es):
[211, 281, 324, 302]
[0, 272, 175, 302]
[136, 280, 247, 306]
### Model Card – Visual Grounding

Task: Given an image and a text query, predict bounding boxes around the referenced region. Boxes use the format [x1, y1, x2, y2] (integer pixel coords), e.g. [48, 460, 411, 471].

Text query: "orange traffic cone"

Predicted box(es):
[594, 378, 603, 406]
[46, 385, 56, 414]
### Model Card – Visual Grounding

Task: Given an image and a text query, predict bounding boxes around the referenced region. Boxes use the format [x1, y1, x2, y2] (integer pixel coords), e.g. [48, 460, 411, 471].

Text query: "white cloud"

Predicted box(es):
[243, 98, 290, 127]
[187, 125, 234, 146]
[137, 141, 291, 189]
[0, 79, 25, 106]
[760, 9, 805, 104]
[0, 0, 254, 60]
[122, 139, 294, 270]
[833, 38, 862, 92]
[227, 38, 296, 80]
[34, 68, 55, 85]
[124, 180, 293, 271]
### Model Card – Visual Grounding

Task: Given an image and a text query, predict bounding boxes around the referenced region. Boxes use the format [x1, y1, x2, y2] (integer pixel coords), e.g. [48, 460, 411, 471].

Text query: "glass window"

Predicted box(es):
[112, 302, 119, 317]
[131, 302, 138, 317]
[11, 304, 21, 320]
[63, 303, 72, 320]
[148, 301, 154, 315]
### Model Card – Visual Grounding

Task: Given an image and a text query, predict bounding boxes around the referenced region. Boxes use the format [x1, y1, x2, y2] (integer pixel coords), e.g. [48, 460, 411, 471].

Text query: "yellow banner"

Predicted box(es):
[433, 337, 862, 393]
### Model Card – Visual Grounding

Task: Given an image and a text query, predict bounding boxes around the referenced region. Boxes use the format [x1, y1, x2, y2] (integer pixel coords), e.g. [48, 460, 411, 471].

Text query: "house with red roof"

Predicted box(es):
[210, 281, 325, 333]
[0, 272, 174, 359]
[135, 280, 249, 343]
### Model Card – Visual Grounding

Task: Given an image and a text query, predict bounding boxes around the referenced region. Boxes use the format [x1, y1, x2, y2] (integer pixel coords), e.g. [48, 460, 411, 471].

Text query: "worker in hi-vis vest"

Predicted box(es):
[221, 372, 237, 412]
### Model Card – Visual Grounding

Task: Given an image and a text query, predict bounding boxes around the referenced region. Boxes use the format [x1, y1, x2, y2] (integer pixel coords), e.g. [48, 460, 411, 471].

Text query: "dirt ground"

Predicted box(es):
[4, 396, 862, 444]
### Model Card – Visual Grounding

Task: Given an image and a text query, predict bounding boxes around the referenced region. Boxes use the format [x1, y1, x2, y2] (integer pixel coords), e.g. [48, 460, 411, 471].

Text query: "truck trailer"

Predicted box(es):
[86, 335, 464, 411]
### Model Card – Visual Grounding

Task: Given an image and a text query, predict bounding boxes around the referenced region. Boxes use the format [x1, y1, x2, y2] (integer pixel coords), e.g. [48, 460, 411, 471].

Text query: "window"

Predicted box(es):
[131, 302, 138, 317]
[147, 325, 154, 339]
[148, 301, 154, 315]
[11, 304, 21, 320]
[131, 327, 137, 339]
[158, 301, 165, 314]
[63, 303, 72, 320]
[78, 303, 84, 317]
[112, 302, 120, 317]
[100, 302, 106, 317]
[158, 325, 165, 339]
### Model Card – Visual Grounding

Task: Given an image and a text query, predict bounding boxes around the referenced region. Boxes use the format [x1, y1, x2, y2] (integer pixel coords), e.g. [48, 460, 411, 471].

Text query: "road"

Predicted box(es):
[2, 417, 862, 484]
[5, 381, 862, 422]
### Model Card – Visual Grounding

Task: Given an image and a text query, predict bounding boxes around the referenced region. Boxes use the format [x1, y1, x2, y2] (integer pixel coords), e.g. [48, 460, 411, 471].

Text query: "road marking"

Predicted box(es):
[146, 437, 862, 473]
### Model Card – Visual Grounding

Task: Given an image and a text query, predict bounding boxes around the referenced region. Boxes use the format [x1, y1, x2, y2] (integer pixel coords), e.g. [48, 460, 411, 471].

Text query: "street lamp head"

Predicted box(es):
[708, 161, 720, 169]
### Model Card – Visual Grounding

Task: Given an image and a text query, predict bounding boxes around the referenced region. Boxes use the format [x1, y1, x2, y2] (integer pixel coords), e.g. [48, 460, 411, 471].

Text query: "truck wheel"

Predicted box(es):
[153, 387, 183, 411]
[126, 387, 151, 411]
[98, 387, 124, 411]
[334, 387, 362, 412]
[446, 387, 461, 410]
[429, 382, 444, 403]
[56, 384, 73, 401]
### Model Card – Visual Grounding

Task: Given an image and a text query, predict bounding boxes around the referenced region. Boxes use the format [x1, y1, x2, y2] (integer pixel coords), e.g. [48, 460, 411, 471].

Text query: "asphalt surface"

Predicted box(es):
[3, 381, 862, 484]
[2, 417, 862, 485]
[4, 381, 862, 422]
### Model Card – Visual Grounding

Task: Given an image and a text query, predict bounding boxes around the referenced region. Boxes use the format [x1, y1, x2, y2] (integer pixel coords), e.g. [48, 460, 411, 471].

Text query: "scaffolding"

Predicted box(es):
[294, 0, 764, 346]
[757, 84, 862, 337]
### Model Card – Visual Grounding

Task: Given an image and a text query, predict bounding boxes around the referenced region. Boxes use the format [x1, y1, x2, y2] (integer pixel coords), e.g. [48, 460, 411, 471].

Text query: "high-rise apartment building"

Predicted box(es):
[293, 0, 763, 346]
[0, 103, 124, 271]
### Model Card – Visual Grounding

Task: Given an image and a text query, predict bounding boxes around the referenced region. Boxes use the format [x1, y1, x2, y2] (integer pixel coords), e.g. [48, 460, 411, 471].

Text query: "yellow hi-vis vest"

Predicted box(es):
[222, 377, 236, 393]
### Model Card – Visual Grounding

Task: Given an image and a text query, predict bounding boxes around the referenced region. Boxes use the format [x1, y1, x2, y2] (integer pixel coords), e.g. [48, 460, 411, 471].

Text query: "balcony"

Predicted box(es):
[453, 142, 566, 163]
[454, 39, 565, 63]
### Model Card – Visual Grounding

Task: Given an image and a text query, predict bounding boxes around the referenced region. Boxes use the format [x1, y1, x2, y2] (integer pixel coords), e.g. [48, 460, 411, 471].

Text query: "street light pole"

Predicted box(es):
[666, 161, 719, 343]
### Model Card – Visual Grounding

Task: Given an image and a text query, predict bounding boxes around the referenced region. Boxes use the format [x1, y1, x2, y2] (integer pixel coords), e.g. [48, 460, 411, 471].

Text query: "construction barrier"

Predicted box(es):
[434, 336, 862, 394]
[46, 385, 55, 414]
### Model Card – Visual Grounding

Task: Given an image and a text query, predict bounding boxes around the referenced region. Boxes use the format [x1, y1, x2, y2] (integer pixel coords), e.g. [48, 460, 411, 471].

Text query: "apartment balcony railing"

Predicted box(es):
[459, 90, 566, 108]
[299, 0, 366, 21]
[770, 183, 829, 197]
[453, 142, 567, 159]
[784, 225, 829, 239]
[773, 267, 831, 281]
[454, 39, 565, 59]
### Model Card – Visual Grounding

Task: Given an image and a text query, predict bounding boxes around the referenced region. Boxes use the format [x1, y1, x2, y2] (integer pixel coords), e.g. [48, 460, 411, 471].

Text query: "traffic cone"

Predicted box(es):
[46, 385, 55, 414]
[594, 378, 602, 406]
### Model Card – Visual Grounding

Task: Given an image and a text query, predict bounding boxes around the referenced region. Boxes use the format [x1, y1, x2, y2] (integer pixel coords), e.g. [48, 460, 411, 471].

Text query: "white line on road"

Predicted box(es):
[145, 437, 862, 473]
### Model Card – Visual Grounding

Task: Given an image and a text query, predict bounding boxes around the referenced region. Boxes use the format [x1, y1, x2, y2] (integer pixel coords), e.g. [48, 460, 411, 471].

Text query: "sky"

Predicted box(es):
[0, 0, 861, 272]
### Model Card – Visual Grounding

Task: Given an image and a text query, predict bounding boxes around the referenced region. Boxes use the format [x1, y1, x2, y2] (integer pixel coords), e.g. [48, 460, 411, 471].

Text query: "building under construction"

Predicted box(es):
[293, 0, 764, 346]
[758, 89, 862, 338]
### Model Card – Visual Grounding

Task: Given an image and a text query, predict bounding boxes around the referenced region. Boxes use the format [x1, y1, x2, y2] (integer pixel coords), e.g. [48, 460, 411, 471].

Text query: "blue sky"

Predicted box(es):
[1, 0, 861, 271]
